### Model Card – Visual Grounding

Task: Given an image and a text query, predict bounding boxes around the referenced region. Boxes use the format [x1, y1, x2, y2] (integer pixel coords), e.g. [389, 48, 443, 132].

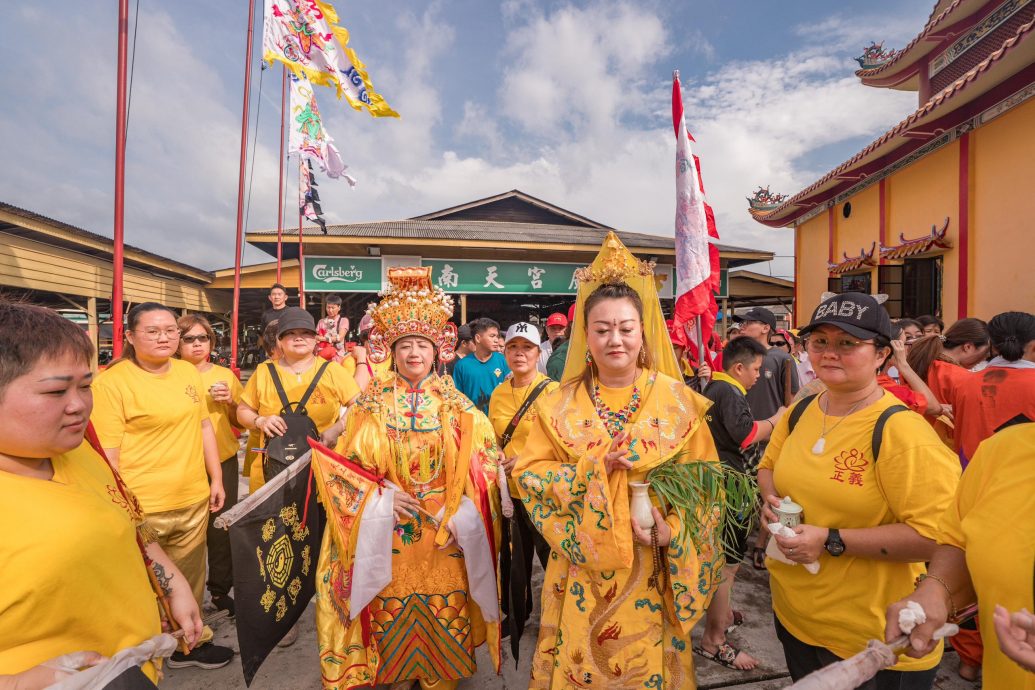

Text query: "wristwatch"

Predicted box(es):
[824, 528, 845, 557]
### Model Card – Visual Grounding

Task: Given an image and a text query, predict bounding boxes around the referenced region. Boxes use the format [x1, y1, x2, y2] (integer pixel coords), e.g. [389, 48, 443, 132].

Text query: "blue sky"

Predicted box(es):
[0, 1, 933, 281]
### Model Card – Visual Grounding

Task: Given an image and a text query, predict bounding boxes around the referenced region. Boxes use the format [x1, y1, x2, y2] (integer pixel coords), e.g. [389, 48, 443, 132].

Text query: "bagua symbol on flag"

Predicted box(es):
[215, 451, 322, 685]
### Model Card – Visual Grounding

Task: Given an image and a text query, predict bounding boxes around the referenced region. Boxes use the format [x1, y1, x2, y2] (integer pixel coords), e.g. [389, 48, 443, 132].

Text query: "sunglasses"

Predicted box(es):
[181, 334, 210, 344]
[771, 340, 788, 347]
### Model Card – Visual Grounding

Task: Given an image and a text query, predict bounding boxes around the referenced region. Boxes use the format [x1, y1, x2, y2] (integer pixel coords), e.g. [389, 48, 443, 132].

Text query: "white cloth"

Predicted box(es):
[46, 634, 178, 689]
[796, 357, 816, 385]
[986, 356, 1035, 369]
[350, 483, 397, 613]
[537, 340, 553, 375]
[765, 522, 820, 574]
[449, 497, 501, 622]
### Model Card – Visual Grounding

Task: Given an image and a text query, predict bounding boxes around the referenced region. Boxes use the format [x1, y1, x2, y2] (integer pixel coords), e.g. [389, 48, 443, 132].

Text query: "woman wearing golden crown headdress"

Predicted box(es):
[514, 233, 746, 688]
[313, 267, 502, 690]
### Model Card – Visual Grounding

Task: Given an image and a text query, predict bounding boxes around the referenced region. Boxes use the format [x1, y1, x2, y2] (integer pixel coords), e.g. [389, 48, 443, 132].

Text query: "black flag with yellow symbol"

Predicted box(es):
[217, 452, 321, 685]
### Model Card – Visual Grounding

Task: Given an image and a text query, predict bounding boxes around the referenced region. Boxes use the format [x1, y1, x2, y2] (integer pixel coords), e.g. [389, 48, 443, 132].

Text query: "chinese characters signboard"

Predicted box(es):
[304, 256, 677, 298]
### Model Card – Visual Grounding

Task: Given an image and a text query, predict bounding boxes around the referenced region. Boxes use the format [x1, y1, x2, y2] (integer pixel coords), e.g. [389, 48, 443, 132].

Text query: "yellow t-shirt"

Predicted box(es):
[243, 359, 360, 491]
[0, 442, 162, 680]
[758, 391, 960, 670]
[197, 363, 245, 462]
[92, 359, 210, 513]
[938, 423, 1035, 689]
[489, 373, 559, 492]
[340, 353, 357, 379]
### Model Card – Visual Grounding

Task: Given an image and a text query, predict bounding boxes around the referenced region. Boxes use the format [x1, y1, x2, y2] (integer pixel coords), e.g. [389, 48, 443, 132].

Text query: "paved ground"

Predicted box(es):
[163, 560, 979, 689]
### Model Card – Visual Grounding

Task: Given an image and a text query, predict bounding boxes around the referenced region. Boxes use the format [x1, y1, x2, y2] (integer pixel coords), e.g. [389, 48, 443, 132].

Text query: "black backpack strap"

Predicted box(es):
[267, 362, 292, 413]
[500, 378, 552, 450]
[787, 394, 818, 434]
[266, 360, 331, 414]
[872, 405, 908, 463]
[295, 361, 331, 413]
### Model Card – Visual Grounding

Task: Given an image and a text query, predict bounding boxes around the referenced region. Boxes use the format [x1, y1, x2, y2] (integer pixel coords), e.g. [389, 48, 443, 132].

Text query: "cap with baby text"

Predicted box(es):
[798, 292, 892, 341]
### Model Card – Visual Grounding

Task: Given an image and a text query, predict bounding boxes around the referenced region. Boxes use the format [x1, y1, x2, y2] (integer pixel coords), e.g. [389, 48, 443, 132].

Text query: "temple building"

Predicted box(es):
[212, 189, 773, 330]
[750, 0, 1035, 322]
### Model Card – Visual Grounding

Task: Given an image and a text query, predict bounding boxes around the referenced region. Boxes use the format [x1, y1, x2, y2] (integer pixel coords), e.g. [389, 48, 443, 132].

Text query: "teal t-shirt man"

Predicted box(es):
[451, 318, 510, 414]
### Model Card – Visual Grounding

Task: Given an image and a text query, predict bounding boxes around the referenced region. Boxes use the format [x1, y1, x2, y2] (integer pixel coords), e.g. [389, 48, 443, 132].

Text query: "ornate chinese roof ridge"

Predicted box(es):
[856, 41, 900, 70]
[880, 218, 953, 260]
[751, 14, 1035, 227]
[828, 243, 878, 274]
[746, 186, 788, 211]
[855, 0, 967, 78]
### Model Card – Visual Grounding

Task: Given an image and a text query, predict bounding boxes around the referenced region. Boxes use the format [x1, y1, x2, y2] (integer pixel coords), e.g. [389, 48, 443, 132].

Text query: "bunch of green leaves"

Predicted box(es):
[647, 457, 759, 552]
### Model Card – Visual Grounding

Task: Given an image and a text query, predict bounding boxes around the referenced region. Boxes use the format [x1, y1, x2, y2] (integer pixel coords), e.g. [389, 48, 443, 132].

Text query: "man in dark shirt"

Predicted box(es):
[260, 283, 290, 332]
[697, 336, 786, 670]
[735, 307, 800, 421]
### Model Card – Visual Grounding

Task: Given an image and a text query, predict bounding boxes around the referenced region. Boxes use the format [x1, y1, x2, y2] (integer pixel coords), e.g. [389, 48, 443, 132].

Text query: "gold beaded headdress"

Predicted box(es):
[564, 232, 680, 382]
[365, 267, 457, 364]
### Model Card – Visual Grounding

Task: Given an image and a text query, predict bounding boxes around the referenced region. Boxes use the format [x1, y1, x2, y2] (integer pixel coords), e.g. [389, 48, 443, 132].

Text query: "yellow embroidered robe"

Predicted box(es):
[514, 370, 721, 689]
[315, 373, 502, 689]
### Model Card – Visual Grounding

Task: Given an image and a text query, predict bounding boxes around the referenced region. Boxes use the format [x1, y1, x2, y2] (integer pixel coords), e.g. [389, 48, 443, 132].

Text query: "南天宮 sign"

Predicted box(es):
[303, 257, 383, 292]
[422, 259, 675, 298]
[302, 256, 676, 298]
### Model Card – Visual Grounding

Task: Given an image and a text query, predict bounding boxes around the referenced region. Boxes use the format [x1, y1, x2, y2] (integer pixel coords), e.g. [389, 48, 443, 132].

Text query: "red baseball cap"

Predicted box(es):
[567, 303, 577, 323]
[546, 312, 568, 328]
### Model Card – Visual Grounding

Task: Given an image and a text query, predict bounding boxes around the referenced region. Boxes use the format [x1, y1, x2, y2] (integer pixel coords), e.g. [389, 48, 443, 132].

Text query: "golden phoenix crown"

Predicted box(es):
[574, 236, 656, 285]
[365, 266, 457, 363]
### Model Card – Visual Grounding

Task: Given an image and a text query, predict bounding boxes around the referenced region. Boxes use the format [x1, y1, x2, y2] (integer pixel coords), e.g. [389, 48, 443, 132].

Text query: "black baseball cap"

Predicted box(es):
[456, 324, 473, 343]
[798, 292, 892, 341]
[733, 307, 777, 331]
[276, 307, 317, 338]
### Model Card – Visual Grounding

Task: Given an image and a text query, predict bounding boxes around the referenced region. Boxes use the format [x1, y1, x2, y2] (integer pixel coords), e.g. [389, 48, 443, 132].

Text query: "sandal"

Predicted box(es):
[693, 642, 755, 671]
[725, 610, 745, 635]
[751, 546, 767, 570]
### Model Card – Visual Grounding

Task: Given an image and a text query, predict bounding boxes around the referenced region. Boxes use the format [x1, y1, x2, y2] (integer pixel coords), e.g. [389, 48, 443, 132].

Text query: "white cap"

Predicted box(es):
[503, 322, 542, 347]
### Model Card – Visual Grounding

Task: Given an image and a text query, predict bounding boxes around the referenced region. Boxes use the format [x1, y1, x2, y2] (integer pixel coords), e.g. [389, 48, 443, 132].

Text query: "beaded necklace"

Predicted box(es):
[391, 375, 445, 488]
[592, 372, 642, 437]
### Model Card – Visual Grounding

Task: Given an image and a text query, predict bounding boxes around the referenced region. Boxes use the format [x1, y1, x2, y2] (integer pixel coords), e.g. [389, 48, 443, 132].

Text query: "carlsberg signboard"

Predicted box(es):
[304, 257, 383, 292]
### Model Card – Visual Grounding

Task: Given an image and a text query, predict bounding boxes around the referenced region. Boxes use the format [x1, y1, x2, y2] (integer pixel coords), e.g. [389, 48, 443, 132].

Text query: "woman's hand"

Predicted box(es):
[165, 575, 204, 649]
[392, 491, 421, 524]
[696, 360, 712, 380]
[255, 414, 287, 437]
[773, 524, 827, 563]
[501, 453, 518, 476]
[631, 507, 672, 547]
[891, 339, 908, 365]
[603, 432, 633, 475]
[320, 422, 343, 448]
[884, 581, 951, 658]
[760, 493, 782, 526]
[994, 605, 1035, 673]
[209, 480, 226, 513]
[209, 382, 233, 404]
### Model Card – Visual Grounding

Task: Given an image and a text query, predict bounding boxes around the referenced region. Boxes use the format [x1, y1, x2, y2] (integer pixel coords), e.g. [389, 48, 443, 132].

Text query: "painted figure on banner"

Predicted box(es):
[263, 0, 398, 117]
[514, 232, 731, 689]
[288, 74, 355, 185]
[312, 267, 502, 690]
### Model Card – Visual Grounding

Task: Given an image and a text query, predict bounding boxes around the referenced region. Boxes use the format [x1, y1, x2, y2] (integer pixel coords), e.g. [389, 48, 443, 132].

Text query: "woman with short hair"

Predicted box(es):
[0, 301, 203, 687]
[758, 292, 960, 689]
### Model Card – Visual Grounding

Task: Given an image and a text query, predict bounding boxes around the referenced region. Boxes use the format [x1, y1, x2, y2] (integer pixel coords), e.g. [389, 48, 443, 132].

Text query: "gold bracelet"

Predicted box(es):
[916, 573, 958, 620]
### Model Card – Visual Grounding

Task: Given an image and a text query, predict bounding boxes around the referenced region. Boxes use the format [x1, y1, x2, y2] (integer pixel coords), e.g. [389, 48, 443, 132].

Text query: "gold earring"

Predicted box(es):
[638, 347, 648, 366]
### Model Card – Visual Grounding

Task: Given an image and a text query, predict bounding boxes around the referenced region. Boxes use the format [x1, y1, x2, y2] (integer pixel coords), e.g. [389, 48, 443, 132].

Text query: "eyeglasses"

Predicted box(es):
[135, 327, 180, 341]
[181, 334, 210, 344]
[804, 336, 875, 355]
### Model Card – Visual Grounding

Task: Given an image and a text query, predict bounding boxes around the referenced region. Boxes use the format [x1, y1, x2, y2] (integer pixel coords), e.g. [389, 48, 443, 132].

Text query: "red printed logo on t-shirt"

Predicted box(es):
[830, 448, 868, 486]
[309, 389, 327, 406]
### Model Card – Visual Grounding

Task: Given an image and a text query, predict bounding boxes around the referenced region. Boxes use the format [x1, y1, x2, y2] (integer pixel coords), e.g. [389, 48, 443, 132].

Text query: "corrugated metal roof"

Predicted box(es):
[249, 219, 769, 256]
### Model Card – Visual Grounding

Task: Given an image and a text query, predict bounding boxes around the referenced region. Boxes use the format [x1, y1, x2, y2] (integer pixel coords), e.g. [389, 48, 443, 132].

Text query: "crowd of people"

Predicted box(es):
[2, 234, 1034, 690]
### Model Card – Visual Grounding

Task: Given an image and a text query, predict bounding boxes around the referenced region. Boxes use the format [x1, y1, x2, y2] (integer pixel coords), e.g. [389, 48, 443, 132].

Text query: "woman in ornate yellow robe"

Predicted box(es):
[514, 232, 723, 689]
[313, 267, 502, 690]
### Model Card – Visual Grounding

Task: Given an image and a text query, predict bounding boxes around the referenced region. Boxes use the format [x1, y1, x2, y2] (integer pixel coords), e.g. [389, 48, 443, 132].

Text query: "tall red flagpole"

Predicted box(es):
[276, 66, 287, 282]
[111, 0, 129, 358]
[230, 0, 256, 371]
[298, 209, 305, 308]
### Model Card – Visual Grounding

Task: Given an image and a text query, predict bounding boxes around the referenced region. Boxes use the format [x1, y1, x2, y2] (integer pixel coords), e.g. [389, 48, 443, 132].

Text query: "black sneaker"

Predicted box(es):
[211, 594, 235, 618]
[167, 642, 235, 670]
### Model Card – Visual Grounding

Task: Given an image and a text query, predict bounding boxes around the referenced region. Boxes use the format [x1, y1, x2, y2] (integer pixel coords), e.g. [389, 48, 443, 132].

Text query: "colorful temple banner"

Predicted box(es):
[263, 0, 399, 118]
[288, 74, 355, 184]
[299, 159, 328, 234]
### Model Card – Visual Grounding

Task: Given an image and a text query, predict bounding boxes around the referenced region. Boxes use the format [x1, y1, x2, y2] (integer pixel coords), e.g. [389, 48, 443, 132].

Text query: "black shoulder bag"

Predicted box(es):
[263, 360, 331, 481]
[500, 379, 552, 450]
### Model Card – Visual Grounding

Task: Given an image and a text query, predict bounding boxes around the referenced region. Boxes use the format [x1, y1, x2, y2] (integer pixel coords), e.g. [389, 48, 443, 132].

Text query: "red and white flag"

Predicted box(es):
[672, 69, 721, 367]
